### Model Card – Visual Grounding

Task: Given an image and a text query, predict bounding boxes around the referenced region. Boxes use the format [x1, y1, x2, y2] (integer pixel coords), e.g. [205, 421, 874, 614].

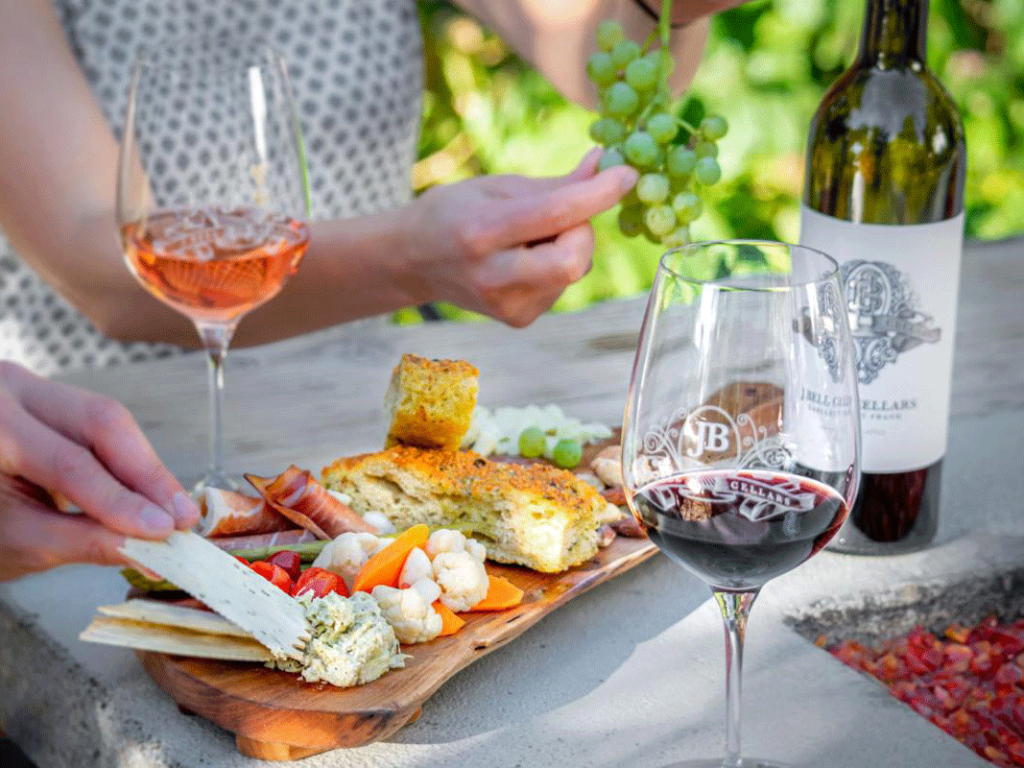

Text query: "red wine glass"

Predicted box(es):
[622, 240, 861, 768]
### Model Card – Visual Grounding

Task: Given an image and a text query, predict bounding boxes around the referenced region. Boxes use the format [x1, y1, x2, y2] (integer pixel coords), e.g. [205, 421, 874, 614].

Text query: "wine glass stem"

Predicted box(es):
[713, 588, 760, 768]
[195, 321, 237, 480]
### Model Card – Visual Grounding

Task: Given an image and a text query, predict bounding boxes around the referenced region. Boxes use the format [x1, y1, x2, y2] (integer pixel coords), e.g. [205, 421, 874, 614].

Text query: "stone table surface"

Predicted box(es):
[1, 237, 1021, 768]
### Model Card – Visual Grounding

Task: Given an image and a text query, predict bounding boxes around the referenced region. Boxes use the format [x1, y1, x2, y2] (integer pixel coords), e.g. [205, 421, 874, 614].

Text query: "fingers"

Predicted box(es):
[4, 367, 198, 529]
[0, 481, 128, 580]
[474, 222, 595, 327]
[568, 146, 603, 181]
[476, 147, 605, 198]
[0, 395, 178, 540]
[463, 164, 637, 255]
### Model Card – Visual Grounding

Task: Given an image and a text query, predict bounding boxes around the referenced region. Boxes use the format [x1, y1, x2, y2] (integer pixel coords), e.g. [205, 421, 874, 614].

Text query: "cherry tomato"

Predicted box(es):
[250, 561, 292, 593]
[292, 567, 349, 599]
[265, 550, 302, 582]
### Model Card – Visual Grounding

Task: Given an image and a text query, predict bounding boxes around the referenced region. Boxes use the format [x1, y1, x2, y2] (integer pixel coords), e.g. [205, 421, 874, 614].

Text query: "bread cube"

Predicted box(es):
[384, 354, 479, 450]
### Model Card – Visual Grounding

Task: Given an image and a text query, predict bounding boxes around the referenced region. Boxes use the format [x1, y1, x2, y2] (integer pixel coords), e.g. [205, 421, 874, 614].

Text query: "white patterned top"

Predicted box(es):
[0, 0, 423, 374]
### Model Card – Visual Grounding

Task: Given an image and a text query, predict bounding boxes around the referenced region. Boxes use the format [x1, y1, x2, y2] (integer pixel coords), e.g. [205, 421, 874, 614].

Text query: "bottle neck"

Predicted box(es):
[857, 0, 929, 68]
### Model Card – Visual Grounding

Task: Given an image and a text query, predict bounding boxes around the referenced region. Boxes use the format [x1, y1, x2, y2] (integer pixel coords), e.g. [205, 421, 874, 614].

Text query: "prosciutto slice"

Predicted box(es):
[245, 465, 376, 539]
[207, 528, 319, 552]
[196, 488, 292, 538]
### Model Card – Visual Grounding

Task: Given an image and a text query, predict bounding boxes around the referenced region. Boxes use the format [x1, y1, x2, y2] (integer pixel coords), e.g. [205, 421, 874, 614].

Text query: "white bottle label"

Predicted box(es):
[799, 206, 964, 473]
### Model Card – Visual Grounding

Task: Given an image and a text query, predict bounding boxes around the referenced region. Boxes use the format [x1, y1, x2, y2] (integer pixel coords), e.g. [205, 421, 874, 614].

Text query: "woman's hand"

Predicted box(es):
[395, 150, 638, 327]
[0, 362, 199, 582]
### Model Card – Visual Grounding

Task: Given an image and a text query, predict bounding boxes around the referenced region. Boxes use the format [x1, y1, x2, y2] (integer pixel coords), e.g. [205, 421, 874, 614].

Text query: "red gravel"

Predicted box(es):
[827, 617, 1024, 766]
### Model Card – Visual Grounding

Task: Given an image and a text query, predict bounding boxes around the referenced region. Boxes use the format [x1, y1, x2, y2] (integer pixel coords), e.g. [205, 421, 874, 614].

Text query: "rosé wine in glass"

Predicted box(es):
[117, 39, 309, 493]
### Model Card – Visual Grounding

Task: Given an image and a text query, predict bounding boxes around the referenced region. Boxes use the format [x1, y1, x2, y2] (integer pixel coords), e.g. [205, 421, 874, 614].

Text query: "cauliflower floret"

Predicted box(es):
[425, 528, 487, 563]
[312, 532, 385, 590]
[425, 529, 468, 559]
[371, 584, 443, 644]
[464, 538, 487, 563]
[362, 511, 395, 534]
[408, 577, 441, 605]
[432, 550, 488, 612]
[399, 547, 433, 588]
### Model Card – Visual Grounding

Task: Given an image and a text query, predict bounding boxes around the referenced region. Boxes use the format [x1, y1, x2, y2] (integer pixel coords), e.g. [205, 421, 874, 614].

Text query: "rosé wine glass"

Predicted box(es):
[117, 38, 310, 493]
[622, 241, 861, 768]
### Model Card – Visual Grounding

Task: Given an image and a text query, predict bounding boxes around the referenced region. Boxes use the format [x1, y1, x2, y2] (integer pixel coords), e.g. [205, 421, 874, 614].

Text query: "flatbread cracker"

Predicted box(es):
[80, 616, 272, 662]
[97, 600, 252, 639]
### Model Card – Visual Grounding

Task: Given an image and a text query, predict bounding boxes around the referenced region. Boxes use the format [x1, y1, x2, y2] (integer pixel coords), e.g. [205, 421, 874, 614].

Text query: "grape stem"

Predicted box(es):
[659, 0, 672, 48]
[641, 28, 658, 53]
[636, 101, 657, 128]
[674, 115, 701, 135]
[655, 0, 673, 106]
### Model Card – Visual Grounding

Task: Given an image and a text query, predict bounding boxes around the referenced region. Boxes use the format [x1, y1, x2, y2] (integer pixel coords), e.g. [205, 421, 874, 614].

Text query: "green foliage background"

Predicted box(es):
[405, 0, 1023, 320]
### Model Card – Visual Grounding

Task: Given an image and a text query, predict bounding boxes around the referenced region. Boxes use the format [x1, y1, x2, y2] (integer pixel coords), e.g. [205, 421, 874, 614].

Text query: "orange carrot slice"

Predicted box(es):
[352, 524, 430, 593]
[433, 601, 465, 636]
[468, 574, 524, 611]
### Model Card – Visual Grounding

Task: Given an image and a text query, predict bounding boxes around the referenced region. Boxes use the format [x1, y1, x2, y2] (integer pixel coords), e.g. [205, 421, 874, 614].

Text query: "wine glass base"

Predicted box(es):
[660, 759, 793, 768]
[191, 470, 242, 496]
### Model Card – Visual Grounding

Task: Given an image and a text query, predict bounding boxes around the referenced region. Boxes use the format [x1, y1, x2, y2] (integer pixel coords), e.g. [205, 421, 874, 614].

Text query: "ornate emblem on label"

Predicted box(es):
[841, 260, 941, 384]
[636, 405, 793, 486]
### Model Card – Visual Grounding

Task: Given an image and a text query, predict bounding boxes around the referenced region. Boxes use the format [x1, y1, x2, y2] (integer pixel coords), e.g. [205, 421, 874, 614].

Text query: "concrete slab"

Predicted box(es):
[2, 237, 1020, 767]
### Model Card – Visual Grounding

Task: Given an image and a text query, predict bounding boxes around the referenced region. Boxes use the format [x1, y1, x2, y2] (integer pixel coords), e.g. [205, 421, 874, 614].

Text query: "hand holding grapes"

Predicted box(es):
[397, 149, 638, 327]
[586, 11, 729, 246]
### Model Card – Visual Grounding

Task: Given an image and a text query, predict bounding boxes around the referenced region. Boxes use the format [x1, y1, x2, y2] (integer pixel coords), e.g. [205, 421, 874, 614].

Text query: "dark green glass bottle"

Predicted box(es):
[800, 0, 967, 554]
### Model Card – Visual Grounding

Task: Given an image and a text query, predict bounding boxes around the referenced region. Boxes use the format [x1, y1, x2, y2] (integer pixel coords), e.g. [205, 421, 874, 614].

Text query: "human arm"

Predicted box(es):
[0, 361, 200, 581]
[0, 1, 637, 347]
[449, 0, 751, 107]
[246, 149, 637, 337]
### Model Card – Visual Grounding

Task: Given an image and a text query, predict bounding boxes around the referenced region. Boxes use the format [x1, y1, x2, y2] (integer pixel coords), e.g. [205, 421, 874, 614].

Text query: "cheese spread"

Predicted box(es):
[270, 591, 405, 688]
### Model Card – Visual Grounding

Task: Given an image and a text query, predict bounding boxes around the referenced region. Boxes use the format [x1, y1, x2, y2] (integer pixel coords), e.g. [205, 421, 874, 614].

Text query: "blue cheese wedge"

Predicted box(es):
[270, 592, 405, 688]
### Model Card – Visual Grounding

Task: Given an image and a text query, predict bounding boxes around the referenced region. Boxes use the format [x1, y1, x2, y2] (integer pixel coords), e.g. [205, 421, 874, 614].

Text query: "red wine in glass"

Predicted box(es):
[632, 470, 850, 592]
[622, 240, 860, 767]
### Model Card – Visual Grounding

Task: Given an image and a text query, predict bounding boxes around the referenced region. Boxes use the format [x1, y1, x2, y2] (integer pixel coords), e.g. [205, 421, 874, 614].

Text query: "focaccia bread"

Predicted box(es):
[384, 354, 479, 450]
[322, 446, 617, 573]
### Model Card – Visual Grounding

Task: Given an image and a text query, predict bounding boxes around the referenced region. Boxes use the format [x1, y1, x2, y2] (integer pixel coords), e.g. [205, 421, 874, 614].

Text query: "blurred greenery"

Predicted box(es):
[399, 0, 1023, 322]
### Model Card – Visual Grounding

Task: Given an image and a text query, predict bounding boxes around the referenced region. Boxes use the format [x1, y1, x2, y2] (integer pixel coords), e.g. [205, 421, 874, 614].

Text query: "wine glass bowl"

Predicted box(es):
[623, 241, 860, 767]
[117, 38, 309, 493]
[120, 207, 308, 324]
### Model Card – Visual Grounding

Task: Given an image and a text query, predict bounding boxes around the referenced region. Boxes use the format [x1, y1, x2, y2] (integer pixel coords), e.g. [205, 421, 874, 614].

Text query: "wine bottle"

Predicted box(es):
[800, 0, 966, 554]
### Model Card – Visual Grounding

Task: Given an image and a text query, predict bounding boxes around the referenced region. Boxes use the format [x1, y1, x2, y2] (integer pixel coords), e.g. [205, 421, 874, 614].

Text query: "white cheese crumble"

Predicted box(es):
[461, 404, 612, 458]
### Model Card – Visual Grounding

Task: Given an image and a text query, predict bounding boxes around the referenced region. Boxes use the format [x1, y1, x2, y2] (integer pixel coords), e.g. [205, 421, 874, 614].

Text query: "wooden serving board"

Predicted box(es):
[137, 534, 656, 760]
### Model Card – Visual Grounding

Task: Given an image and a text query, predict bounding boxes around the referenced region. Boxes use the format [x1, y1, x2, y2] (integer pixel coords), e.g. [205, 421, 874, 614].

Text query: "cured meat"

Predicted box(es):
[206, 528, 319, 552]
[245, 465, 377, 539]
[196, 488, 291, 538]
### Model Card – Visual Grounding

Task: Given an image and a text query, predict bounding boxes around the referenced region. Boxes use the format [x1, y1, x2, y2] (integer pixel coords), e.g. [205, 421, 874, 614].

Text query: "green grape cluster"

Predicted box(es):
[587, 20, 728, 247]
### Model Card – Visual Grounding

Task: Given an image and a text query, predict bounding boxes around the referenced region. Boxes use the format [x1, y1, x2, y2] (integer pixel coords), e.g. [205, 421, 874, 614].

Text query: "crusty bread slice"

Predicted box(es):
[322, 446, 615, 573]
[384, 354, 479, 450]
